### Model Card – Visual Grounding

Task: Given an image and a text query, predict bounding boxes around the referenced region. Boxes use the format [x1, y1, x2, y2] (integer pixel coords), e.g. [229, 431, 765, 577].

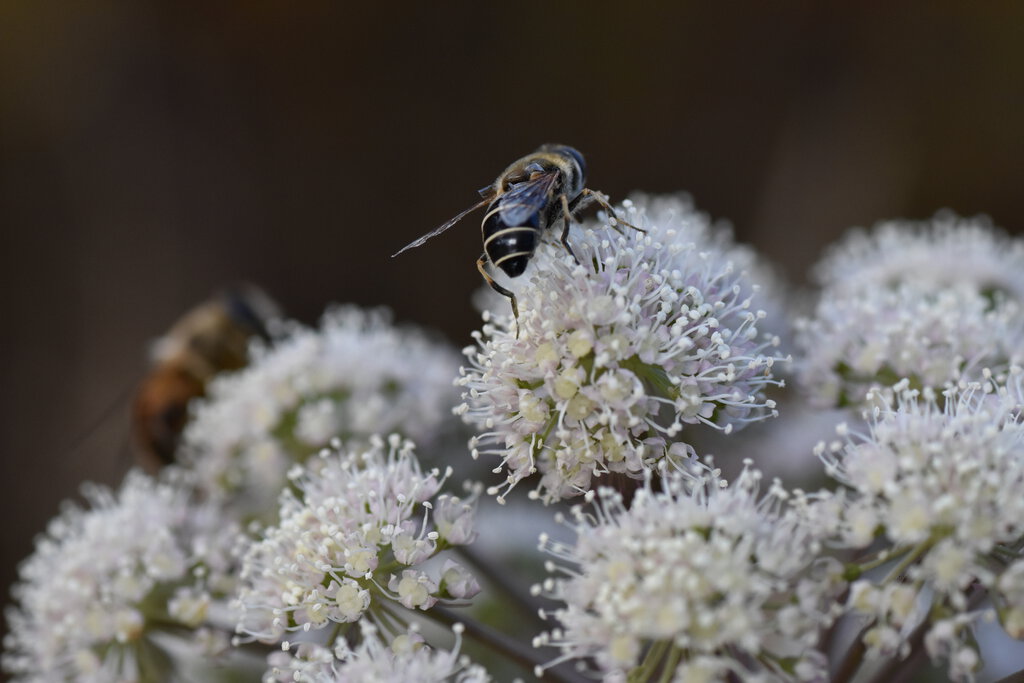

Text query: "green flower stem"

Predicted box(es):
[628, 639, 669, 683]
[535, 411, 559, 451]
[621, 357, 678, 401]
[846, 545, 914, 579]
[325, 620, 346, 649]
[658, 643, 683, 683]
[991, 543, 1024, 563]
[880, 539, 933, 585]
[134, 637, 175, 683]
[372, 604, 410, 640]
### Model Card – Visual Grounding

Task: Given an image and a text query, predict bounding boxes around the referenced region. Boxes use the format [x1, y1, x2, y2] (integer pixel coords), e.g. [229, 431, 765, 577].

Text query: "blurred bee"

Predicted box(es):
[393, 144, 641, 326]
[132, 286, 279, 471]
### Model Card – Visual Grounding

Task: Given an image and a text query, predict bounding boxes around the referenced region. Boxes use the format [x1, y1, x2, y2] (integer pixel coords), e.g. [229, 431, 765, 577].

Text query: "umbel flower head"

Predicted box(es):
[264, 622, 491, 682]
[234, 435, 480, 645]
[818, 371, 1024, 679]
[795, 213, 1024, 407]
[810, 211, 1024, 299]
[795, 281, 1023, 408]
[182, 306, 461, 520]
[2, 470, 236, 682]
[459, 195, 786, 503]
[534, 462, 843, 682]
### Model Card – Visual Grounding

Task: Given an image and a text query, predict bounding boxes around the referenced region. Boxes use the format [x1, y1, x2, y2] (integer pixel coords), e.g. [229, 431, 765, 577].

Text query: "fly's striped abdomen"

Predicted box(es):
[482, 206, 540, 278]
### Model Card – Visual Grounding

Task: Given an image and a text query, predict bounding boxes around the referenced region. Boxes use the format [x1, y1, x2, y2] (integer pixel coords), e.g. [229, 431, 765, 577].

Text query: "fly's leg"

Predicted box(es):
[477, 253, 521, 338]
[558, 194, 582, 266]
[571, 188, 646, 236]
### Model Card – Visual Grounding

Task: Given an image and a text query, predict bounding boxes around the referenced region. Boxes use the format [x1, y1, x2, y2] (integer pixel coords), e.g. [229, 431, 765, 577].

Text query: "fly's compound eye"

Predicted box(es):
[561, 146, 586, 179]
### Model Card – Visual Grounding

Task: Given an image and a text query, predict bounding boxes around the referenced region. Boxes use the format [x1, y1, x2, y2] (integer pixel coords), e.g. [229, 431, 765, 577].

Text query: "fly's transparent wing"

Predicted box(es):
[492, 172, 559, 227]
[392, 196, 491, 257]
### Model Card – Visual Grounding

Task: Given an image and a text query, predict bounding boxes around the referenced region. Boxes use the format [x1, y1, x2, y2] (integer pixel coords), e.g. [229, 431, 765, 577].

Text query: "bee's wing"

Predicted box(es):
[493, 172, 559, 227]
[391, 196, 492, 257]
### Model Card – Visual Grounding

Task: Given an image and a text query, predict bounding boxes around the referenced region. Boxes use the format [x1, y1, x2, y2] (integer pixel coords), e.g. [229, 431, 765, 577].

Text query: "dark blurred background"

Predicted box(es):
[3, 0, 1024, 652]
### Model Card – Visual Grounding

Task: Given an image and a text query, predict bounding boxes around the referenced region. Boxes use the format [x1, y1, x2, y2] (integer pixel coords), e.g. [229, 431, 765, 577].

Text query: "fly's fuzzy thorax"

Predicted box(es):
[495, 150, 584, 198]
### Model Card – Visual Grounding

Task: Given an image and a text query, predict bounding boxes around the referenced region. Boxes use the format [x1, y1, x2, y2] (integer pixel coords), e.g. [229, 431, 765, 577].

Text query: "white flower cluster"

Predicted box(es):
[459, 196, 785, 502]
[535, 463, 843, 681]
[182, 306, 460, 519]
[796, 282, 1022, 409]
[2, 470, 233, 682]
[811, 211, 1024, 299]
[264, 622, 490, 683]
[818, 372, 1024, 679]
[15, 183, 1024, 683]
[796, 214, 1024, 407]
[234, 435, 480, 645]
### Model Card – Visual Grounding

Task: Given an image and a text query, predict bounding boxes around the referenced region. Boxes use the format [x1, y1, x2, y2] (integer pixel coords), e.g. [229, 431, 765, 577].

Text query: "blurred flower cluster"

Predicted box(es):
[5, 197, 1024, 682]
[181, 306, 461, 522]
[795, 213, 1024, 408]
